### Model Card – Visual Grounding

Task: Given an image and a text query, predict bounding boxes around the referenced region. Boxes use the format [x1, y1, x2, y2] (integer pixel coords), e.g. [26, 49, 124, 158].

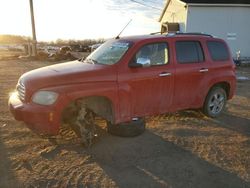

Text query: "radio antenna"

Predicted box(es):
[115, 19, 132, 39]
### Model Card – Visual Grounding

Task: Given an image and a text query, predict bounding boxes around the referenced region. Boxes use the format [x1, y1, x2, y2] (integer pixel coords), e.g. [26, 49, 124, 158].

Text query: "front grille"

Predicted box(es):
[17, 82, 25, 101]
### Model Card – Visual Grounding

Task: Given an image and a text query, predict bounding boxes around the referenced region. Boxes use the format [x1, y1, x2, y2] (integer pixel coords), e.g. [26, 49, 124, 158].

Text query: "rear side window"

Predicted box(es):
[207, 41, 229, 61]
[176, 41, 204, 63]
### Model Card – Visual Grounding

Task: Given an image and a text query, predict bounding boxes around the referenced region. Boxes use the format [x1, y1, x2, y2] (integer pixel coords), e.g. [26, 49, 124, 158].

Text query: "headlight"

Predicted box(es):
[32, 91, 58, 105]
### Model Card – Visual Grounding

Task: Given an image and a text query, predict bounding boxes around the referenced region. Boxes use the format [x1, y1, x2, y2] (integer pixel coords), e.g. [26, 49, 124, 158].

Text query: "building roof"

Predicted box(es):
[180, 0, 250, 4]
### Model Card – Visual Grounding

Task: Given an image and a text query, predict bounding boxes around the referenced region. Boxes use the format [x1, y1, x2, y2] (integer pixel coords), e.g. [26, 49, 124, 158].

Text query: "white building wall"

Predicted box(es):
[161, 0, 188, 32]
[186, 6, 250, 57]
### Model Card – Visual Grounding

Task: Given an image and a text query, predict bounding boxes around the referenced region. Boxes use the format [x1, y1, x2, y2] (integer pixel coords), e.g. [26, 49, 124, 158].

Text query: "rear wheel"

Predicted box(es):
[203, 87, 227, 118]
[107, 118, 145, 137]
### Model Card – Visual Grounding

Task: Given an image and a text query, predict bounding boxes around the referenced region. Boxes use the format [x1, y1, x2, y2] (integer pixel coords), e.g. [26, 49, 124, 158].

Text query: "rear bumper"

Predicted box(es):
[8, 92, 61, 135]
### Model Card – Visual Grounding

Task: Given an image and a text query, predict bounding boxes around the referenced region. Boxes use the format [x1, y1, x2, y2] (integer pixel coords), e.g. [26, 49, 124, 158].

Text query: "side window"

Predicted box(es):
[207, 41, 229, 61]
[176, 41, 204, 63]
[135, 43, 169, 66]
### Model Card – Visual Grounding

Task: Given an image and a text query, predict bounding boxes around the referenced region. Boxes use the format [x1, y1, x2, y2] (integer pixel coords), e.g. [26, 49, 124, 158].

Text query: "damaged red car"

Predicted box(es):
[9, 33, 236, 146]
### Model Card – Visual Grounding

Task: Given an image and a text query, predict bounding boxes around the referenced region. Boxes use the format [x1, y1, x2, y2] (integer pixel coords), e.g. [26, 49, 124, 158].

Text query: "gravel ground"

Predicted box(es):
[0, 60, 249, 188]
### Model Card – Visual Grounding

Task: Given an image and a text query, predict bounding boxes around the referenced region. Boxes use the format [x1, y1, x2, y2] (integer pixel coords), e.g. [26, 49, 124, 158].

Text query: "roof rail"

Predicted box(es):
[167, 32, 213, 37]
[150, 32, 162, 35]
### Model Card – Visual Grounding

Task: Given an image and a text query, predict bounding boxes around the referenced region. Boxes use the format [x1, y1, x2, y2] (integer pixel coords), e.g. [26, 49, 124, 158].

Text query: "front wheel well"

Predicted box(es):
[61, 96, 114, 125]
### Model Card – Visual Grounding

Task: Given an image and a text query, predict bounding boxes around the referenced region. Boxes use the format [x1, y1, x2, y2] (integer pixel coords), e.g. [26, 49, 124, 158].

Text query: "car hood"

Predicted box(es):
[20, 60, 116, 91]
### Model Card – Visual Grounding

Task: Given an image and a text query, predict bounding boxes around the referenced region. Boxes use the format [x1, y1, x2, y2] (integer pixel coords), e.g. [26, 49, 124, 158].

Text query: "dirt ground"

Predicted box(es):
[0, 59, 249, 188]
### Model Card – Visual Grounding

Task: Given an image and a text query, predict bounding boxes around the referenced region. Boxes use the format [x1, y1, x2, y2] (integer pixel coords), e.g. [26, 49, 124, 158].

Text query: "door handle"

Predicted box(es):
[199, 68, 209, 73]
[159, 72, 172, 77]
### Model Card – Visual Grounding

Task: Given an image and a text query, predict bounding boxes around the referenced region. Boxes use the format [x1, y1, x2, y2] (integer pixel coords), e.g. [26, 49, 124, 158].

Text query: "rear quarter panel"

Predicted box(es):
[202, 38, 236, 102]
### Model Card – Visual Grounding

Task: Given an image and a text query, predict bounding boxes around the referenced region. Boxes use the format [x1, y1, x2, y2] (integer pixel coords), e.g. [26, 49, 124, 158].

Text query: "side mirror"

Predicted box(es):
[129, 57, 151, 68]
[129, 62, 142, 68]
[137, 57, 151, 67]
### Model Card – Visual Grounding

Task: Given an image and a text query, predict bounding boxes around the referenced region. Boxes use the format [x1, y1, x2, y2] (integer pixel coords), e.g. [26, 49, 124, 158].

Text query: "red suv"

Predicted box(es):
[9, 33, 236, 146]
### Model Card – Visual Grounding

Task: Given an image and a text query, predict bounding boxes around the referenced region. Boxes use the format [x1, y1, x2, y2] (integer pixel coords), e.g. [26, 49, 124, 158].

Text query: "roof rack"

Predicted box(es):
[150, 32, 162, 35]
[167, 32, 213, 37]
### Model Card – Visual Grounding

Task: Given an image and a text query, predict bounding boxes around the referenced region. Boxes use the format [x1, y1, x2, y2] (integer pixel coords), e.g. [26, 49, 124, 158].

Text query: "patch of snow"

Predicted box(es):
[237, 76, 250, 81]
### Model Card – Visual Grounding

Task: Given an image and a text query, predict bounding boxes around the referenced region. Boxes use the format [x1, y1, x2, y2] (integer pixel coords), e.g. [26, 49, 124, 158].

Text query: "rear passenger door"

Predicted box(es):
[173, 40, 210, 110]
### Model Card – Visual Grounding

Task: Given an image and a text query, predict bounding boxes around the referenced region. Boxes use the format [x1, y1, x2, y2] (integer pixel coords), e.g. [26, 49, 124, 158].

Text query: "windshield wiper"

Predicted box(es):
[83, 58, 98, 64]
[78, 57, 85, 62]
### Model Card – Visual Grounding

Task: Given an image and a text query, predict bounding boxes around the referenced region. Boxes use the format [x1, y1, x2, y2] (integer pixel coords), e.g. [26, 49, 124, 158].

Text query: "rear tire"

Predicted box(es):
[107, 118, 145, 137]
[203, 87, 227, 118]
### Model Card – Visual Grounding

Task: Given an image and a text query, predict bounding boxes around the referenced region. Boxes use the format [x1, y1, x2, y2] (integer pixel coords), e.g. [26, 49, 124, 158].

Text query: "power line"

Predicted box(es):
[130, 0, 162, 11]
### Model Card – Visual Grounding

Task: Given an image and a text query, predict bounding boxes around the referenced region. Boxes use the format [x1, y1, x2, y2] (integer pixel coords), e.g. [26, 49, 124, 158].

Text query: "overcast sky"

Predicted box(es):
[0, 0, 164, 41]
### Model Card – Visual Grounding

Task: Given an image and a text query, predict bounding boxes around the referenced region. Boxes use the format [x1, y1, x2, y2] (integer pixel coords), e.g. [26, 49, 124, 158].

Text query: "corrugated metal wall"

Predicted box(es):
[186, 6, 250, 58]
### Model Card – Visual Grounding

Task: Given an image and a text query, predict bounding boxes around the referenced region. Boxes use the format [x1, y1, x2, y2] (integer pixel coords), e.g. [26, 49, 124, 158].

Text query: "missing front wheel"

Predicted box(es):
[70, 102, 97, 147]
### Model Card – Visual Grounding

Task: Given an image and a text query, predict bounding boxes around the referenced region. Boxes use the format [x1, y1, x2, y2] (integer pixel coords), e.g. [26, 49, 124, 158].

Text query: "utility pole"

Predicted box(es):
[29, 0, 37, 56]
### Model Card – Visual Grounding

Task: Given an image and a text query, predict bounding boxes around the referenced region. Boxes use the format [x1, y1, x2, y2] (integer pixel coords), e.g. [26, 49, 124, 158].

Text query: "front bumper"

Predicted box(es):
[8, 92, 61, 135]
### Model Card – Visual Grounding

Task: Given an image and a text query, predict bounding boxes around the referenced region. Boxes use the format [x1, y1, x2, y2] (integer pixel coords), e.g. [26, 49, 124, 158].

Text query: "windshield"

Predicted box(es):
[86, 40, 133, 65]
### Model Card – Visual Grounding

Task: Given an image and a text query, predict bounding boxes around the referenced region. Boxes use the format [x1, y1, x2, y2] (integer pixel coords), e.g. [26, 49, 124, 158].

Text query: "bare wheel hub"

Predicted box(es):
[74, 102, 97, 147]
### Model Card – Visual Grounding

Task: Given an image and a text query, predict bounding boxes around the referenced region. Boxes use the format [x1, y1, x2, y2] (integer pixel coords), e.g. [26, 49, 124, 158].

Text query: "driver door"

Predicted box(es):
[118, 41, 174, 120]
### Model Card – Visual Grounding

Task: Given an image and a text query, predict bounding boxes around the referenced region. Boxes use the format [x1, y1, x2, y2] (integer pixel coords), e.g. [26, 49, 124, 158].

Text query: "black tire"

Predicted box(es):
[203, 87, 227, 118]
[107, 118, 145, 137]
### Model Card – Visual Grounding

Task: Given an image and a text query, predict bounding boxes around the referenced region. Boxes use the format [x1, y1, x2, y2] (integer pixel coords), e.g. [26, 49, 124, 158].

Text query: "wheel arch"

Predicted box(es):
[208, 81, 231, 98]
[61, 95, 115, 124]
[201, 81, 230, 108]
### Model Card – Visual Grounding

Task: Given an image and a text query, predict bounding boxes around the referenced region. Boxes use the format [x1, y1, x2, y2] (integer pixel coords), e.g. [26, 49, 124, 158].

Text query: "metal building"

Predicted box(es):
[159, 0, 250, 58]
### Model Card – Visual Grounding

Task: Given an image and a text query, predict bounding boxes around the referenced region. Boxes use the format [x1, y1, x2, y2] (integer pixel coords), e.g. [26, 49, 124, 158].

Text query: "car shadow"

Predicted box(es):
[211, 113, 250, 136]
[236, 80, 250, 98]
[87, 130, 249, 188]
[0, 133, 20, 187]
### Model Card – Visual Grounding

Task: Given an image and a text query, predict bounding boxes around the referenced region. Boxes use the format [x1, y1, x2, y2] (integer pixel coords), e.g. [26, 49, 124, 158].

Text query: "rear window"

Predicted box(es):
[176, 41, 204, 63]
[207, 41, 229, 61]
